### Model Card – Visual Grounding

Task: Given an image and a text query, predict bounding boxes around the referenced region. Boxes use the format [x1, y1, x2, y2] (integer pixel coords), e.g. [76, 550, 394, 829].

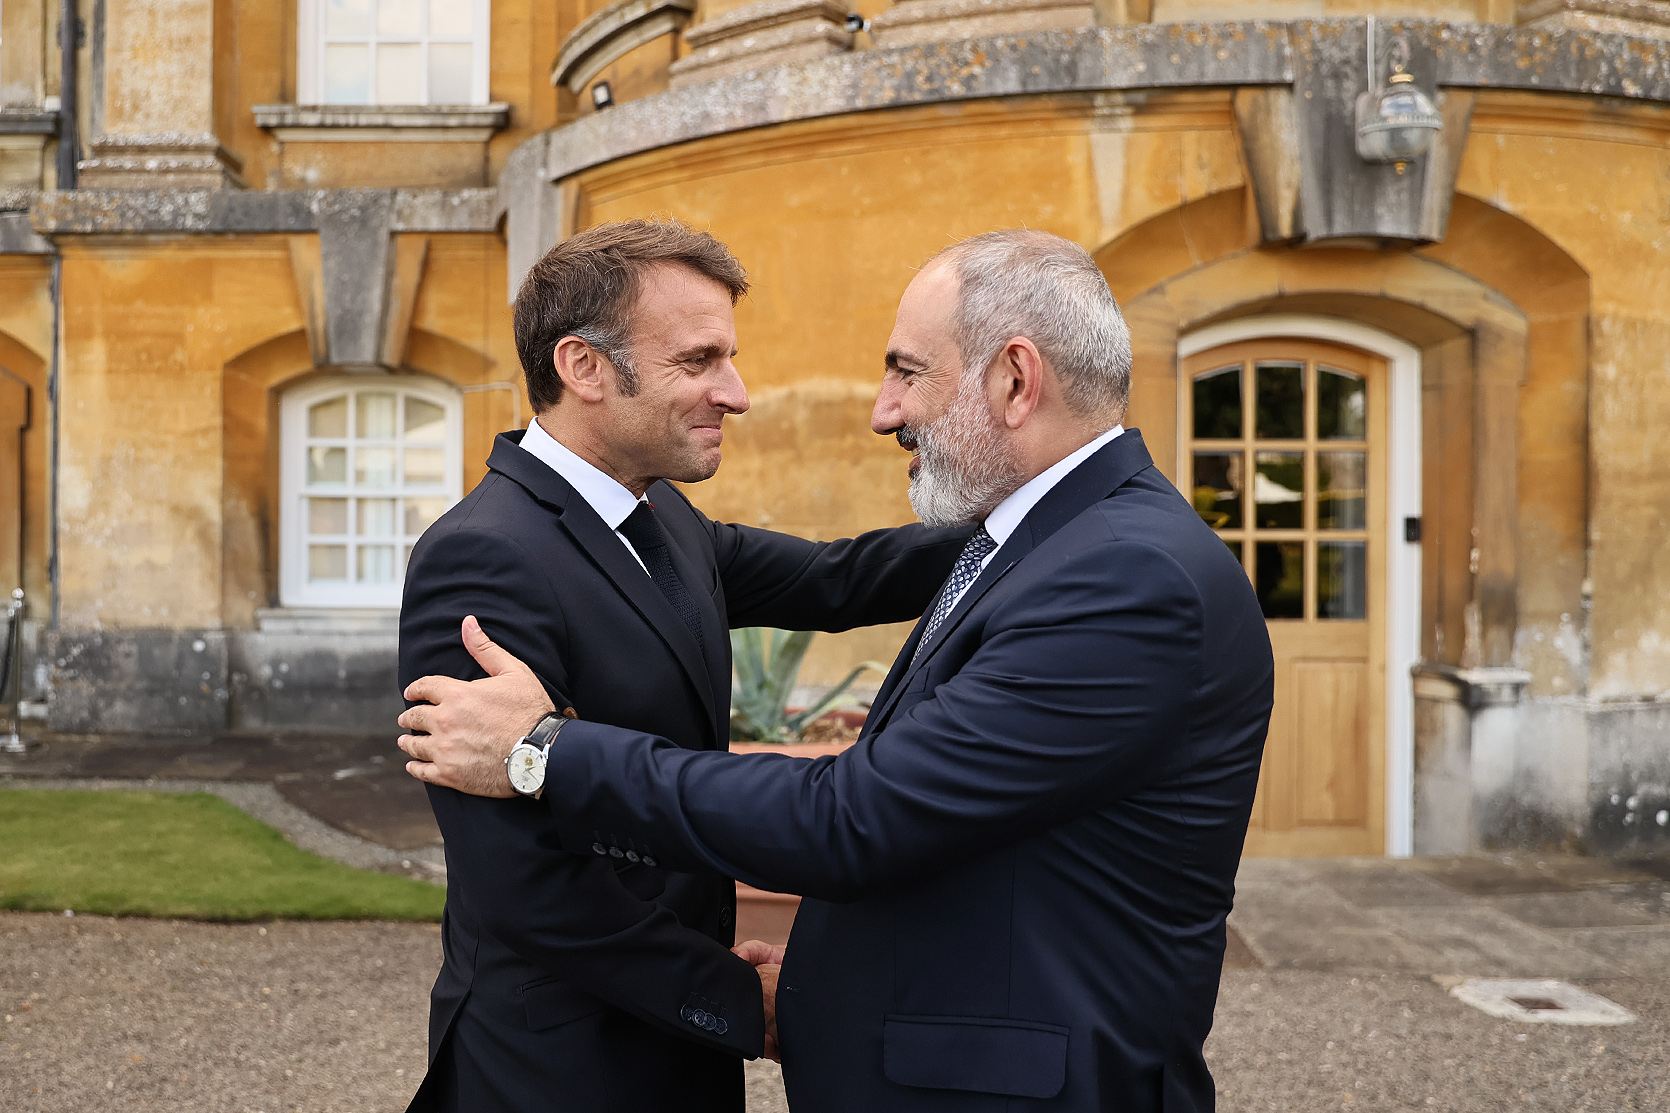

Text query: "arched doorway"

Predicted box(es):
[1180, 317, 1423, 856]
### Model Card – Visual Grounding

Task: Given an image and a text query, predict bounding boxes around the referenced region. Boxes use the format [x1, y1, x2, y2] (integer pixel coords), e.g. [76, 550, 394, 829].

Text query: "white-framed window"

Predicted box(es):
[280, 375, 463, 608]
[298, 0, 491, 106]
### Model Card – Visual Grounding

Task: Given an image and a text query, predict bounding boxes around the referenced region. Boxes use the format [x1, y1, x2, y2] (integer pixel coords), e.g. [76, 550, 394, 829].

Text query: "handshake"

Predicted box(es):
[731, 938, 785, 1062]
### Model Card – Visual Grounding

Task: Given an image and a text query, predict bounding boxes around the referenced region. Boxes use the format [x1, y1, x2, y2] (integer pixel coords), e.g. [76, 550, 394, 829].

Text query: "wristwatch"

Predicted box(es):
[505, 711, 572, 799]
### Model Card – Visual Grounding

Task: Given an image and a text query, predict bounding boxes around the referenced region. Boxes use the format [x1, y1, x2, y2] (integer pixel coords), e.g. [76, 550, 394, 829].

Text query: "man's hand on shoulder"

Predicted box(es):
[733, 939, 785, 1062]
[399, 615, 556, 798]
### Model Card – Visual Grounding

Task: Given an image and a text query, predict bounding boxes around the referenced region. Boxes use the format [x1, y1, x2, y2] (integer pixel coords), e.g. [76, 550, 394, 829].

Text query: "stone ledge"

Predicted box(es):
[532, 20, 1670, 187]
[0, 111, 58, 136]
[553, 0, 698, 93]
[671, 0, 854, 87]
[29, 187, 500, 236]
[255, 608, 399, 635]
[253, 103, 512, 143]
[870, 0, 1094, 50]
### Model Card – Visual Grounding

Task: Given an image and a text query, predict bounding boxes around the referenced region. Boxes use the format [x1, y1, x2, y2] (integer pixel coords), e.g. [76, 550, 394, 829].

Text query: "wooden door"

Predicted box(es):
[0, 369, 27, 595]
[1182, 339, 1387, 856]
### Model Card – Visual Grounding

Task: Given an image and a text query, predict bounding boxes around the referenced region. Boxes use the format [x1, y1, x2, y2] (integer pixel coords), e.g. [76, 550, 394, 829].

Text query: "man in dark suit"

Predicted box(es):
[402, 229, 1275, 1111]
[398, 219, 969, 1112]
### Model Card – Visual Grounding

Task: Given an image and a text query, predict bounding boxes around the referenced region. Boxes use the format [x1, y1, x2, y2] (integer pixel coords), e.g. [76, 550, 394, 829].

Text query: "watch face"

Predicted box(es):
[507, 743, 544, 795]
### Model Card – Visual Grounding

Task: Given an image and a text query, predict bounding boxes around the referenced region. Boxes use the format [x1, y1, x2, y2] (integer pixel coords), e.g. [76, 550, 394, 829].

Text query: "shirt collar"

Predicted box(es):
[982, 425, 1124, 548]
[519, 417, 644, 530]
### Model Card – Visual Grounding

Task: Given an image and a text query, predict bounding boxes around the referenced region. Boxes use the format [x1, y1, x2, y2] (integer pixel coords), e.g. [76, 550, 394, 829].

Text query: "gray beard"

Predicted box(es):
[907, 377, 1024, 528]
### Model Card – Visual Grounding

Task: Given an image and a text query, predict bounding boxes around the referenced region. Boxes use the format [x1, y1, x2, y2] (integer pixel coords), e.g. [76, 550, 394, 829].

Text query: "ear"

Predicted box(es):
[553, 336, 609, 404]
[992, 336, 1045, 430]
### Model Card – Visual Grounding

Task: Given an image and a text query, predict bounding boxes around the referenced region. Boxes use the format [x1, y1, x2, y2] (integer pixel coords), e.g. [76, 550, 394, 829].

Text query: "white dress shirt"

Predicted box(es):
[518, 418, 649, 573]
[945, 424, 1125, 611]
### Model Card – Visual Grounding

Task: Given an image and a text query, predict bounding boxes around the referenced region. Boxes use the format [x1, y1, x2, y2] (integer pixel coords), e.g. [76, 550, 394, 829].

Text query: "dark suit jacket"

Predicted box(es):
[398, 430, 969, 1113]
[536, 430, 1275, 1112]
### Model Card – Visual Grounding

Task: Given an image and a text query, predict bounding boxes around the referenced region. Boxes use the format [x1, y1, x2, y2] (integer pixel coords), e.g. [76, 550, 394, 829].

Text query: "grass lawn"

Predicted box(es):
[0, 789, 445, 921]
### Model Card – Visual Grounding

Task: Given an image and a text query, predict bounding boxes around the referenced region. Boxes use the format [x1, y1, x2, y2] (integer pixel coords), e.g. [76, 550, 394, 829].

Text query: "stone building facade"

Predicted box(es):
[0, 0, 1667, 858]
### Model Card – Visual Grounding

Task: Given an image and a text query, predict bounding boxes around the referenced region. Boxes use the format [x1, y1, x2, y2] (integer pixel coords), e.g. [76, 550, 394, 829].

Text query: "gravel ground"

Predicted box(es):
[6, 911, 1664, 1112]
[1206, 969, 1669, 1112]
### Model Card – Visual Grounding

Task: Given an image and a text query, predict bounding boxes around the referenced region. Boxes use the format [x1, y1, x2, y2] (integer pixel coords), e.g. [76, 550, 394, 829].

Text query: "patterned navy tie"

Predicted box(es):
[911, 525, 998, 664]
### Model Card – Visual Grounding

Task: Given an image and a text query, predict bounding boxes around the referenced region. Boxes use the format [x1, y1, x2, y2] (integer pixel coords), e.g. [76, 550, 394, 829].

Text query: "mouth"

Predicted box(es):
[908, 454, 921, 479]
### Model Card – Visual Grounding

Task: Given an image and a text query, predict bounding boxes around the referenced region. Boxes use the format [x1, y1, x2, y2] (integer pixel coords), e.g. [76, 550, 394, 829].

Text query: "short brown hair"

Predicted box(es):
[513, 219, 749, 410]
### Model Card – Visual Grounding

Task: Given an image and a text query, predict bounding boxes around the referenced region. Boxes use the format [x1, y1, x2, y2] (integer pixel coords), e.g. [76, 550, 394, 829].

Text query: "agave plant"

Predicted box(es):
[729, 627, 884, 743]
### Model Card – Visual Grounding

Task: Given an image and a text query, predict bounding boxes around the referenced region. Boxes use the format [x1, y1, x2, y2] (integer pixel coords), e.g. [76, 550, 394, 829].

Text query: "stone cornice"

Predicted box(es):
[253, 103, 513, 132]
[0, 111, 59, 136]
[28, 188, 500, 236]
[535, 19, 1670, 182]
[552, 0, 697, 93]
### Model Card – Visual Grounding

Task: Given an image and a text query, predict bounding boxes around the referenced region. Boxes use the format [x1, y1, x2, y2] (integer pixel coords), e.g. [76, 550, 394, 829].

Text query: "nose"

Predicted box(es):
[871, 377, 904, 436]
[714, 358, 749, 415]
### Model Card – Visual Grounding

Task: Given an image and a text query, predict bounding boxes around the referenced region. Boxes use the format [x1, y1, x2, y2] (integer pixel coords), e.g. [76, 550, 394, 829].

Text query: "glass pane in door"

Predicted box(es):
[1192, 366, 1242, 440]
[1256, 362, 1304, 439]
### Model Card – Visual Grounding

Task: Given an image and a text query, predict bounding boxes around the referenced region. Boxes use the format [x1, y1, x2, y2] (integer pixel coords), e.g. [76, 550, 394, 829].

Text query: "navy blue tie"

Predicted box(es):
[619, 502, 706, 654]
[911, 526, 997, 664]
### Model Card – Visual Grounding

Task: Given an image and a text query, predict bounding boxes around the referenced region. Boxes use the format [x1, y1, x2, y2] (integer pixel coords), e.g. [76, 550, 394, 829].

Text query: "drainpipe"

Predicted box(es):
[56, 0, 79, 190]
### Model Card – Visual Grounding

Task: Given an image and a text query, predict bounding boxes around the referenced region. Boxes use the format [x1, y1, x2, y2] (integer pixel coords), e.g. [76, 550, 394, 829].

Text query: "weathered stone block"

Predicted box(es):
[1518, 0, 1670, 41]
[229, 630, 403, 734]
[76, 134, 245, 191]
[47, 629, 230, 734]
[671, 0, 853, 87]
[870, 0, 1094, 49]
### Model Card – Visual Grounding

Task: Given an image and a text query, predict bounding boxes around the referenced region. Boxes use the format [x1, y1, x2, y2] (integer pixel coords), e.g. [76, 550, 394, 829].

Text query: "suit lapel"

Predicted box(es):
[864, 548, 1027, 734]
[488, 434, 720, 738]
[861, 430, 1160, 737]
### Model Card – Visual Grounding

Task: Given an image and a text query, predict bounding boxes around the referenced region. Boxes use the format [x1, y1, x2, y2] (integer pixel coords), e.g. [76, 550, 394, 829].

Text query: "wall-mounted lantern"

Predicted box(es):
[1354, 19, 1442, 175]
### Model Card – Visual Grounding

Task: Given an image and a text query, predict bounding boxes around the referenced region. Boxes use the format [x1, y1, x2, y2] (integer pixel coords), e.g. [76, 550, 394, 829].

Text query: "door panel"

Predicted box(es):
[1183, 339, 1386, 857]
[0, 370, 28, 595]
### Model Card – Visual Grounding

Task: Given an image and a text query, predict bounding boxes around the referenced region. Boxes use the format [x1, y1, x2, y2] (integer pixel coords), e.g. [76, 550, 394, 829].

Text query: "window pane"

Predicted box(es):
[308, 396, 348, 438]
[1318, 366, 1366, 440]
[309, 545, 348, 581]
[356, 446, 397, 488]
[1255, 541, 1304, 620]
[358, 545, 399, 584]
[358, 497, 398, 536]
[324, 44, 371, 104]
[1191, 452, 1242, 530]
[1192, 365, 1241, 440]
[1256, 361, 1304, 440]
[308, 446, 347, 485]
[1254, 451, 1303, 529]
[1318, 541, 1367, 620]
[404, 397, 446, 442]
[428, 42, 473, 103]
[1318, 451, 1367, 531]
[430, 0, 473, 35]
[377, 42, 424, 103]
[405, 496, 448, 535]
[404, 446, 444, 486]
[376, 0, 423, 35]
[357, 392, 397, 439]
[1223, 538, 1243, 565]
[326, 0, 372, 36]
[308, 497, 349, 535]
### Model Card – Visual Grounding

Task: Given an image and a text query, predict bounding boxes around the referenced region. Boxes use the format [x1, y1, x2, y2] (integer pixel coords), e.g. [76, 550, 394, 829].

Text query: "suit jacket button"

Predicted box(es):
[609, 847, 624, 858]
[680, 1006, 694, 1022]
[642, 855, 657, 867]
[720, 906, 732, 926]
[715, 1019, 728, 1035]
[591, 843, 607, 856]
[625, 850, 640, 863]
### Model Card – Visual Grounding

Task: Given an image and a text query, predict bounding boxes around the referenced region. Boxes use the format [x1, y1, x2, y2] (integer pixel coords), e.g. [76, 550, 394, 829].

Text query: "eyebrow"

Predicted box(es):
[672, 342, 737, 361]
